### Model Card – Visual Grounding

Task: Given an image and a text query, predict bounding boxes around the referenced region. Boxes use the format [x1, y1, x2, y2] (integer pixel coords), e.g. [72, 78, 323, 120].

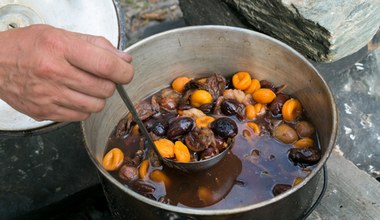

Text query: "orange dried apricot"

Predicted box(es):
[197, 186, 214, 204]
[174, 141, 191, 163]
[138, 159, 149, 178]
[172, 76, 192, 92]
[294, 138, 314, 148]
[195, 115, 215, 129]
[150, 170, 171, 187]
[254, 103, 265, 115]
[154, 138, 174, 158]
[244, 78, 261, 94]
[282, 98, 302, 122]
[131, 124, 139, 135]
[245, 104, 257, 120]
[247, 122, 260, 134]
[232, 71, 252, 90]
[190, 89, 213, 107]
[102, 148, 124, 171]
[293, 177, 303, 186]
[252, 88, 276, 104]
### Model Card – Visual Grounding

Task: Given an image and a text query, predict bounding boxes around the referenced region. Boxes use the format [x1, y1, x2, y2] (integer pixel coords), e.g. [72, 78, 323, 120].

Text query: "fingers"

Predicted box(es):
[74, 33, 132, 63]
[63, 65, 116, 99]
[64, 33, 134, 84]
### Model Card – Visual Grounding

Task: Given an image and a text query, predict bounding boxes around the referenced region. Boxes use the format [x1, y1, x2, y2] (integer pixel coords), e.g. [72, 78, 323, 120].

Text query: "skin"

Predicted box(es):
[0, 24, 134, 122]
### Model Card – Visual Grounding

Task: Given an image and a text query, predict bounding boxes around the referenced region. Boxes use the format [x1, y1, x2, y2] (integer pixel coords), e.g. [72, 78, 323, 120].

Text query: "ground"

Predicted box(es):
[120, 0, 183, 44]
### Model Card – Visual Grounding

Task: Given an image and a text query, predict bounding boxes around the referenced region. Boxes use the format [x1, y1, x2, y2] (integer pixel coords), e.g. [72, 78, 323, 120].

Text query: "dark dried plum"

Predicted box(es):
[119, 165, 138, 182]
[151, 120, 168, 136]
[272, 184, 292, 196]
[288, 147, 321, 166]
[220, 99, 244, 116]
[167, 117, 195, 139]
[210, 117, 238, 138]
[269, 93, 290, 117]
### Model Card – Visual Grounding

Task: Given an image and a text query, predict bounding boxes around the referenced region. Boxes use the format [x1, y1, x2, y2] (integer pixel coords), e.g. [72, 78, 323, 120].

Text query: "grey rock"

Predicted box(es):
[223, 0, 380, 62]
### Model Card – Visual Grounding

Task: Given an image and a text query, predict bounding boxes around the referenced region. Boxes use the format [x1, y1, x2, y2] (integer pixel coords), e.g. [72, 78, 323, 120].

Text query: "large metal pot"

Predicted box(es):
[81, 26, 338, 220]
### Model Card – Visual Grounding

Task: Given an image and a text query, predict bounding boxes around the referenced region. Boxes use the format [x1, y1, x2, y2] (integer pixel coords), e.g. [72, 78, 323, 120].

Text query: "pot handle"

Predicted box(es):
[300, 165, 328, 220]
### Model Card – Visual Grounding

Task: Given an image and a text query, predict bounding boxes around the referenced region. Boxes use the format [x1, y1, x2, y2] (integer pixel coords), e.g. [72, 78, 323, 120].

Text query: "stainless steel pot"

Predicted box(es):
[81, 26, 338, 220]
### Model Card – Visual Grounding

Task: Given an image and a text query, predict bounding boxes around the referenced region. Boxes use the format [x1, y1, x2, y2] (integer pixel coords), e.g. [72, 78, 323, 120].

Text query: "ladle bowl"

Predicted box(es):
[116, 84, 231, 173]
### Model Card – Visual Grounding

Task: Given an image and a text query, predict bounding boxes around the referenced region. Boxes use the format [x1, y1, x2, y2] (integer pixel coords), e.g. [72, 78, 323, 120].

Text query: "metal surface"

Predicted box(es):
[81, 26, 338, 219]
[0, 0, 122, 132]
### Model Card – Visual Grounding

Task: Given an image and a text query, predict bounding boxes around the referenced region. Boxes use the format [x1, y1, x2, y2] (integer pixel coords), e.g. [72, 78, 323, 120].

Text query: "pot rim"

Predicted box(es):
[82, 25, 338, 215]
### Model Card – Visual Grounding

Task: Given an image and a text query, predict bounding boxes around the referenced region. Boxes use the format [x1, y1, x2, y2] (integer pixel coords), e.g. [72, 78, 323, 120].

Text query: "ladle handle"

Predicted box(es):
[116, 84, 161, 157]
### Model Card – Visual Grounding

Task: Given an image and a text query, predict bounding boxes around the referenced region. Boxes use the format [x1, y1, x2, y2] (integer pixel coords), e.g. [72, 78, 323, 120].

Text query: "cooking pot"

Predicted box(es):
[81, 26, 338, 219]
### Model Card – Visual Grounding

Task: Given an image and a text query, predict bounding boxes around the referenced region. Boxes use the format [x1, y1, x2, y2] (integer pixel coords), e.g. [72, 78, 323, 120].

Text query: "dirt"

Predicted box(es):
[120, 0, 183, 42]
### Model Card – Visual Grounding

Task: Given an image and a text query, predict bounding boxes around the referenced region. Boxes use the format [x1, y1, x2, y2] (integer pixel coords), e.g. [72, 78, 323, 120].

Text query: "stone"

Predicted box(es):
[223, 0, 380, 62]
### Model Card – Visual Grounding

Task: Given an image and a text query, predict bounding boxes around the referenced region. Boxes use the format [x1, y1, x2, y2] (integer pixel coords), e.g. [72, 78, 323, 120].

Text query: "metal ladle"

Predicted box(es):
[116, 84, 231, 173]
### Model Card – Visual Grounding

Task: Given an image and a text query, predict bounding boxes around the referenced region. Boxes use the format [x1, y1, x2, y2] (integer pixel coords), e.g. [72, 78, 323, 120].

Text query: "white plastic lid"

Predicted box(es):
[0, 0, 121, 131]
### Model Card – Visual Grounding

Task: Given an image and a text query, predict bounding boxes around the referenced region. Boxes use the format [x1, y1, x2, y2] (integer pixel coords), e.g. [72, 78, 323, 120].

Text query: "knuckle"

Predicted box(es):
[96, 55, 117, 77]
[94, 99, 106, 113]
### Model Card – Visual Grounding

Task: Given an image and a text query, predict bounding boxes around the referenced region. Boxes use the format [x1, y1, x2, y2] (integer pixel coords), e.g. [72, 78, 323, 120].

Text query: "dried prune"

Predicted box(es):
[166, 117, 195, 139]
[151, 120, 168, 136]
[210, 117, 238, 138]
[220, 99, 244, 116]
[272, 184, 292, 196]
[269, 93, 290, 117]
[288, 147, 321, 166]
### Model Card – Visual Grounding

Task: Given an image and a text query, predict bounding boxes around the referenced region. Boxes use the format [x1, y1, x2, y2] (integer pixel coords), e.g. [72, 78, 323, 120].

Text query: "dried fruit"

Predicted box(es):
[273, 124, 298, 144]
[174, 141, 191, 162]
[154, 138, 174, 158]
[247, 122, 260, 134]
[252, 88, 276, 104]
[190, 90, 213, 107]
[139, 160, 150, 179]
[295, 121, 315, 138]
[282, 98, 302, 122]
[150, 170, 171, 187]
[244, 78, 261, 94]
[172, 76, 192, 92]
[232, 71, 252, 90]
[294, 138, 314, 148]
[245, 104, 257, 120]
[102, 148, 124, 171]
[195, 115, 215, 129]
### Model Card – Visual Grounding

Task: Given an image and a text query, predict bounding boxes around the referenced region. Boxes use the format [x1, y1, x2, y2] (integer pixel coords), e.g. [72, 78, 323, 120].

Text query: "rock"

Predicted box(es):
[223, 0, 380, 62]
[179, 0, 380, 63]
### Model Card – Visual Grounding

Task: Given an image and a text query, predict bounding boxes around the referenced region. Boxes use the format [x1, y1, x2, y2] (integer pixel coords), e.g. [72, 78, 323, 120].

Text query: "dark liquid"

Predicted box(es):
[106, 115, 316, 209]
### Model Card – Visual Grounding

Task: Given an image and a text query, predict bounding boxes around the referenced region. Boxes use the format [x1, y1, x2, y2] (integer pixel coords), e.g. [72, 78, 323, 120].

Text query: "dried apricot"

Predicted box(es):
[232, 71, 252, 90]
[154, 138, 174, 158]
[138, 159, 149, 179]
[150, 170, 171, 187]
[198, 186, 214, 204]
[244, 78, 261, 94]
[102, 148, 124, 171]
[174, 141, 191, 162]
[293, 177, 303, 186]
[245, 104, 257, 120]
[252, 88, 276, 104]
[190, 90, 213, 107]
[195, 115, 215, 128]
[247, 122, 260, 134]
[172, 76, 192, 92]
[282, 98, 302, 122]
[254, 103, 266, 115]
[294, 138, 314, 148]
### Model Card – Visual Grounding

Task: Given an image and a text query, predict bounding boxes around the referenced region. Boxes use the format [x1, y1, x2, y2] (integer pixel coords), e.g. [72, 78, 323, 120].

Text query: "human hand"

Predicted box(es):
[0, 24, 134, 122]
